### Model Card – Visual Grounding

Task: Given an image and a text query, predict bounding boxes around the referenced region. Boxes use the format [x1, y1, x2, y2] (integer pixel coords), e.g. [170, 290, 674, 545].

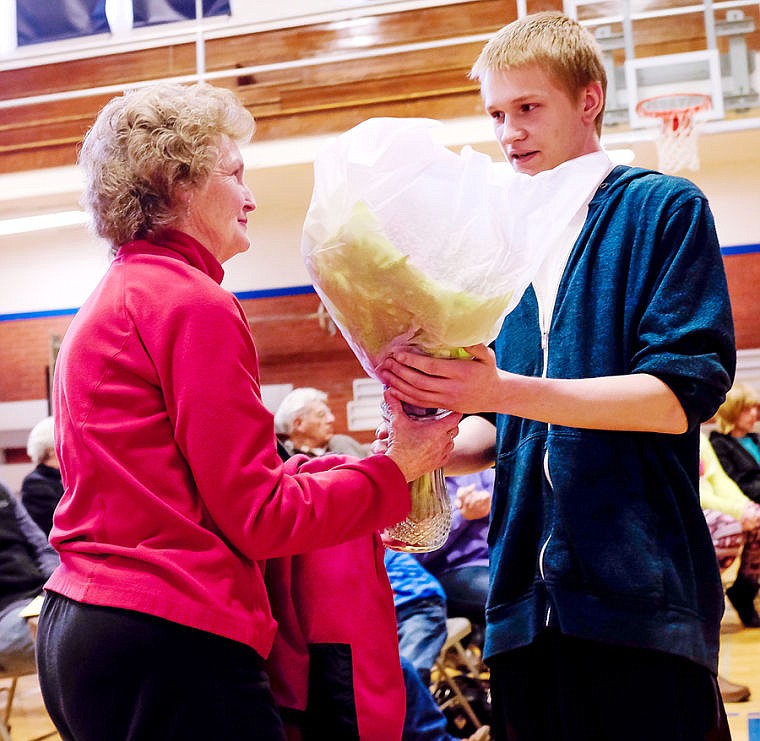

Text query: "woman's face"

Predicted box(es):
[177, 136, 256, 263]
[733, 404, 758, 437]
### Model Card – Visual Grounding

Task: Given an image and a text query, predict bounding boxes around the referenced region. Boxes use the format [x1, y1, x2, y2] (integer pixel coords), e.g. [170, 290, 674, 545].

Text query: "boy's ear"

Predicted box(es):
[581, 81, 605, 122]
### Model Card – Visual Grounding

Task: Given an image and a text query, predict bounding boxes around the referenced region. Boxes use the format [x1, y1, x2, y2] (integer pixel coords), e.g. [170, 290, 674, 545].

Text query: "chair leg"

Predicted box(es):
[2, 679, 16, 727]
[0, 678, 17, 740]
[433, 658, 483, 730]
[0, 685, 11, 741]
[452, 640, 485, 678]
[0, 676, 57, 741]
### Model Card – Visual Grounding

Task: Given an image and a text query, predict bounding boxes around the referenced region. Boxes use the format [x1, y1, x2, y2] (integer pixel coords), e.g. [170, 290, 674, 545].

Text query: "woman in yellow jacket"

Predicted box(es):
[700, 431, 760, 624]
[699, 431, 760, 701]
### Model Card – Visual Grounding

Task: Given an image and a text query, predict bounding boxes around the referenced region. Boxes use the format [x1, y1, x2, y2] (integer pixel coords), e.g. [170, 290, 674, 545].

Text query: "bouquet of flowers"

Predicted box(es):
[301, 117, 605, 550]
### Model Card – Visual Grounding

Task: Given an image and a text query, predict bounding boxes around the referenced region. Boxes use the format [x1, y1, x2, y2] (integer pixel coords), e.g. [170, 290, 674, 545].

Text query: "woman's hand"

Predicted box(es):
[382, 391, 461, 482]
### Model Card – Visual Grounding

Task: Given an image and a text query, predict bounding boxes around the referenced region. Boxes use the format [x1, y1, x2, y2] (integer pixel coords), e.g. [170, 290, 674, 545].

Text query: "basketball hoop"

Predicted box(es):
[635, 93, 712, 174]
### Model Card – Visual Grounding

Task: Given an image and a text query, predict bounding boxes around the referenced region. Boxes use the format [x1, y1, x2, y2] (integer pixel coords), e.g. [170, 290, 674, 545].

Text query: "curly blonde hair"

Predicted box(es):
[78, 82, 255, 255]
[715, 382, 759, 434]
[470, 11, 607, 136]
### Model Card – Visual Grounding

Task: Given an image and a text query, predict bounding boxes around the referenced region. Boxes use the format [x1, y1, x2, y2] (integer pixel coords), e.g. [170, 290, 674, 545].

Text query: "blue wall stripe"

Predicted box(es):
[234, 285, 315, 301]
[0, 284, 317, 323]
[720, 243, 760, 256]
[0, 307, 80, 322]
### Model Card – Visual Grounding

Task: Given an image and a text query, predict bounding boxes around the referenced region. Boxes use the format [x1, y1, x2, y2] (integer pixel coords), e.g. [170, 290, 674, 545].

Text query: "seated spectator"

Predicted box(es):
[384, 549, 448, 688]
[699, 431, 760, 703]
[416, 470, 492, 647]
[0, 479, 58, 674]
[711, 382, 760, 503]
[267, 526, 406, 739]
[20, 416, 63, 537]
[700, 431, 760, 630]
[274, 387, 370, 458]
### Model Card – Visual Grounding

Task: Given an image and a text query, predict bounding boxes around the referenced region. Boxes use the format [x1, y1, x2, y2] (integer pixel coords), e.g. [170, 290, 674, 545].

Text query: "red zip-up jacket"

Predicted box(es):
[266, 488, 405, 739]
[49, 230, 410, 659]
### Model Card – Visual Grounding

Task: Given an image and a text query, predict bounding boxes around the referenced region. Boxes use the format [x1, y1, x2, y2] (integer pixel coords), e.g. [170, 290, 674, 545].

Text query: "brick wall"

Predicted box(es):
[244, 293, 373, 442]
[0, 314, 73, 403]
[723, 253, 760, 349]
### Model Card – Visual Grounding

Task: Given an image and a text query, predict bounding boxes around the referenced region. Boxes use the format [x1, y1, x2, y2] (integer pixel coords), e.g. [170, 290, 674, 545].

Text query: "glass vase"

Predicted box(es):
[382, 401, 452, 553]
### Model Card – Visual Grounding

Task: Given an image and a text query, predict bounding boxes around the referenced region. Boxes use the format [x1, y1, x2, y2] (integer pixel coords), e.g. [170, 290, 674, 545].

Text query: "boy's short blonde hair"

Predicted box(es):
[470, 11, 607, 135]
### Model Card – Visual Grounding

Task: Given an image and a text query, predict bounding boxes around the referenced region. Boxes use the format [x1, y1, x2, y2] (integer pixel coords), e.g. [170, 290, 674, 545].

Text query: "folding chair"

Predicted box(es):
[0, 607, 57, 741]
[430, 617, 489, 731]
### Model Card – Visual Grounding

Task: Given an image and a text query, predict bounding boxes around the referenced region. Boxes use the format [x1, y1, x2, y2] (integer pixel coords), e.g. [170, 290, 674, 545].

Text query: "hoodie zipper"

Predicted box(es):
[532, 168, 612, 628]
[535, 296, 554, 627]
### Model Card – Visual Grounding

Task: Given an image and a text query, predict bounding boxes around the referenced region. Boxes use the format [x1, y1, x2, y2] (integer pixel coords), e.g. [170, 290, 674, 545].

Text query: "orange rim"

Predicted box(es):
[635, 93, 712, 119]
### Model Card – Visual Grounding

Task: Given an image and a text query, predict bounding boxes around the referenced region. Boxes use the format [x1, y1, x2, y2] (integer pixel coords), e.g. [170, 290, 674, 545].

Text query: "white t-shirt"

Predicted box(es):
[531, 152, 615, 345]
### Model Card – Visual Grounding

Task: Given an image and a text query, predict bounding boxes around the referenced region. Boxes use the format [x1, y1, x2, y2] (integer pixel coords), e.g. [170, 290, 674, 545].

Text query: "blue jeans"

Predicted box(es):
[396, 596, 448, 687]
[402, 655, 453, 741]
[437, 565, 489, 625]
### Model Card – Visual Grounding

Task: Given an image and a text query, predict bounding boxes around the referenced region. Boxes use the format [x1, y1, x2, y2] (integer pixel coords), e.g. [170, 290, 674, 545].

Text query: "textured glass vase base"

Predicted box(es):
[379, 396, 453, 551]
[384, 466, 452, 552]
[383, 515, 451, 553]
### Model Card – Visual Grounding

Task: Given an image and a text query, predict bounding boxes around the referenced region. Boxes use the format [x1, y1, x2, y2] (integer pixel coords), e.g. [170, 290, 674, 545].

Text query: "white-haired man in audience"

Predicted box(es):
[21, 416, 63, 537]
[274, 387, 370, 459]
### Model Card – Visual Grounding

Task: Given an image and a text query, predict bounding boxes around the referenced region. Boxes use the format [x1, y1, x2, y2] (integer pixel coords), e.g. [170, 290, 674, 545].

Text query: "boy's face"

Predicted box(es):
[481, 63, 603, 175]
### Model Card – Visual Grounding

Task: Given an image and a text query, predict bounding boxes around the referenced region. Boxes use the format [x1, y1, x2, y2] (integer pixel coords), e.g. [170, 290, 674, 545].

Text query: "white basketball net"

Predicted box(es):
[654, 110, 700, 173]
[636, 94, 711, 174]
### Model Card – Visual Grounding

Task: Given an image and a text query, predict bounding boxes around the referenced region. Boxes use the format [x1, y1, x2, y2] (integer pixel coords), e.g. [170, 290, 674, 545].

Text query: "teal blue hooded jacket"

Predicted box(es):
[485, 166, 736, 673]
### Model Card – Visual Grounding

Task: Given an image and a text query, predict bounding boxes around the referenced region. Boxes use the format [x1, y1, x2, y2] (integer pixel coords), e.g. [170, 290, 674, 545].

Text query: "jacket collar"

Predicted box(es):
[115, 229, 225, 285]
[589, 165, 657, 205]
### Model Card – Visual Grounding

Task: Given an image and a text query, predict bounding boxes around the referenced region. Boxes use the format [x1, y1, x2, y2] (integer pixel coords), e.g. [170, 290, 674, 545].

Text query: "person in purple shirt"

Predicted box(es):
[415, 469, 493, 648]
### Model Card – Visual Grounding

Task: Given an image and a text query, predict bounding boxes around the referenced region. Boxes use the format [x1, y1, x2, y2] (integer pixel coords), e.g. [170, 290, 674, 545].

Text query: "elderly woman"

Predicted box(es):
[700, 431, 760, 630]
[711, 382, 760, 504]
[20, 415, 62, 537]
[37, 82, 459, 741]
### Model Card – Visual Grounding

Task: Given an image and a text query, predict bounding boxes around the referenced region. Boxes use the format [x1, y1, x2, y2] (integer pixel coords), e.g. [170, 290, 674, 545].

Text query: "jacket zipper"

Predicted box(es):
[532, 180, 607, 628]
[536, 299, 553, 627]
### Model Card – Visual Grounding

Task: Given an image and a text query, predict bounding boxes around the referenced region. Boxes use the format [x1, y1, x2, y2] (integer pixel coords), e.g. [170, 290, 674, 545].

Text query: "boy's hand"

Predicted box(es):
[378, 344, 500, 415]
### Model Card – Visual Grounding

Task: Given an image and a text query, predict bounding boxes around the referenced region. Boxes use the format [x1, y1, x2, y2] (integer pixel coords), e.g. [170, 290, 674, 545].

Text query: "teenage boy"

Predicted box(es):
[380, 11, 736, 741]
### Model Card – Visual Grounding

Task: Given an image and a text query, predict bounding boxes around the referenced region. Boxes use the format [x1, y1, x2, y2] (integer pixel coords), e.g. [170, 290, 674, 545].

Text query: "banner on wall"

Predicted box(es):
[132, 0, 230, 27]
[16, 0, 109, 46]
[16, 0, 231, 46]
